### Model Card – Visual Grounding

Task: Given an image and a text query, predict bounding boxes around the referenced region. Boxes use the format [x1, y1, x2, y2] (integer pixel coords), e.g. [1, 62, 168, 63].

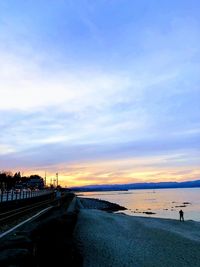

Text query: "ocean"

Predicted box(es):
[78, 187, 200, 221]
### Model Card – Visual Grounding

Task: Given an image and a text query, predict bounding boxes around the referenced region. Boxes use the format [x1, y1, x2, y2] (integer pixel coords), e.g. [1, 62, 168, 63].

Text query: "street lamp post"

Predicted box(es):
[56, 173, 58, 187]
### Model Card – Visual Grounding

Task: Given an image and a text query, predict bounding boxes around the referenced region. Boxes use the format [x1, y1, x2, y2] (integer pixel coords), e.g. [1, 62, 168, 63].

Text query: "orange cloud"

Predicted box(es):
[15, 157, 200, 187]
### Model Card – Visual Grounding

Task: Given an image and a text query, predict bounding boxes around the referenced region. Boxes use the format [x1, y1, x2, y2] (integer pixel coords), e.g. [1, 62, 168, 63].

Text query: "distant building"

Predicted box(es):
[27, 176, 44, 189]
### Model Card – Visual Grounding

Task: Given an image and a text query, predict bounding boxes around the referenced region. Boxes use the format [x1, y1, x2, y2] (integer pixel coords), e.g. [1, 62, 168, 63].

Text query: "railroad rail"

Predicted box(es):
[0, 198, 55, 232]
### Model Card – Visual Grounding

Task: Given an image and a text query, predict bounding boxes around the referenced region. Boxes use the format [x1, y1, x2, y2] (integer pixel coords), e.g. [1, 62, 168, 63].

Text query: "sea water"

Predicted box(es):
[79, 188, 200, 221]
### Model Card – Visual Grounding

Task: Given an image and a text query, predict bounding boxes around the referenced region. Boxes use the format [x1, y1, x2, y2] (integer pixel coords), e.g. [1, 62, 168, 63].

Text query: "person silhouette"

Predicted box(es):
[179, 209, 184, 222]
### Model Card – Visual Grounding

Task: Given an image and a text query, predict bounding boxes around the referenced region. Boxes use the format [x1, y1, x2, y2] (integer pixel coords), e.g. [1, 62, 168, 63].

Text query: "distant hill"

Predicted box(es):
[70, 180, 200, 192]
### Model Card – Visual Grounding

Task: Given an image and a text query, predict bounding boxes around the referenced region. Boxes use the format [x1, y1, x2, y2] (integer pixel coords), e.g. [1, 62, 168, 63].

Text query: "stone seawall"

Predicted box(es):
[0, 193, 82, 267]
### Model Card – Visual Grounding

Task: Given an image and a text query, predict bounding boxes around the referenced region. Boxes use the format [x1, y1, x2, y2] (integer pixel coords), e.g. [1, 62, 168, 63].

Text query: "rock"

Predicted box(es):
[143, 211, 156, 215]
[0, 248, 31, 266]
[1, 234, 32, 250]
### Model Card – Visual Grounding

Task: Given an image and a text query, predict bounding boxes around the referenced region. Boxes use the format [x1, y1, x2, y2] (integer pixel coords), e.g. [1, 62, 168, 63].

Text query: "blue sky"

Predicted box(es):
[0, 0, 200, 186]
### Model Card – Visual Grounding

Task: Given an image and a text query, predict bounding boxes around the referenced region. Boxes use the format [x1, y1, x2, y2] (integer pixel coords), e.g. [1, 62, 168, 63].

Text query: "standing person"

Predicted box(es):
[55, 189, 62, 207]
[179, 209, 184, 222]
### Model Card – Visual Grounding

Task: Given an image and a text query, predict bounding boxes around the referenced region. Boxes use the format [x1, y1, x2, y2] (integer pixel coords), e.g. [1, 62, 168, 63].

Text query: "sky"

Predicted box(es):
[0, 0, 200, 186]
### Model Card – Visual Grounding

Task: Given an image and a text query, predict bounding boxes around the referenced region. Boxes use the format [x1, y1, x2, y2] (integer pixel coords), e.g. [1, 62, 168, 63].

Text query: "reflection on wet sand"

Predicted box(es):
[80, 188, 200, 221]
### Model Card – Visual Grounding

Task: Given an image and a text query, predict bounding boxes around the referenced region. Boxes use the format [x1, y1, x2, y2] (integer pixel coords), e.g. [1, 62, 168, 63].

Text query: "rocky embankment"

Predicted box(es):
[0, 193, 82, 267]
[0, 195, 125, 266]
[77, 197, 127, 212]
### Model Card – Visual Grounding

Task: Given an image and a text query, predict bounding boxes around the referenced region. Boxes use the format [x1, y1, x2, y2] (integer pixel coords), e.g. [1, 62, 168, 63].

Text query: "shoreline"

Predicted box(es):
[76, 196, 127, 212]
[77, 188, 200, 222]
[1, 195, 200, 266]
[74, 197, 200, 267]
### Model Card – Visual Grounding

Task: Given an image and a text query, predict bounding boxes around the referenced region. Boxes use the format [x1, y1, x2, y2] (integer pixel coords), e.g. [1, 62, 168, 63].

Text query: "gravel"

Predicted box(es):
[74, 201, 200, 267]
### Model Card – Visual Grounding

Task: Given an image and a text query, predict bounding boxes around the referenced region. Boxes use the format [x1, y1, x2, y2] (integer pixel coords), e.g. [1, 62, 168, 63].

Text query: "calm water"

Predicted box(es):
[78, 188, 200, 221]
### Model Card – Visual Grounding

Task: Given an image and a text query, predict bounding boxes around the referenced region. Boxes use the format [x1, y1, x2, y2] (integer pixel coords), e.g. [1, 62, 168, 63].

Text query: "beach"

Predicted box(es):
[74, 197, 200, 267]
[1, 195, 200, 266]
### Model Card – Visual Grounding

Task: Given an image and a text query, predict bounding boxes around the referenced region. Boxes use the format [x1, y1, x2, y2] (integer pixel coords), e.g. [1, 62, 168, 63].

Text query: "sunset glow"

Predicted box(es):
[0, 1, 200, 186]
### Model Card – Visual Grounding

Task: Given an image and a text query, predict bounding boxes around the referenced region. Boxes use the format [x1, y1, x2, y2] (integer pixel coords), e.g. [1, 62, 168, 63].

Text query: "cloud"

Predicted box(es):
[0, 46, 136, 112]
[0, 144, 15, 155]
[0, 0, 200, 185]
[1, 134, 200, 169]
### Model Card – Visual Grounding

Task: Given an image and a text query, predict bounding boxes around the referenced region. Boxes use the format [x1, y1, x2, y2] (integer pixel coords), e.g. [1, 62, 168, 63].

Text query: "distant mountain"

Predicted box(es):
[70, 180, 200, 192]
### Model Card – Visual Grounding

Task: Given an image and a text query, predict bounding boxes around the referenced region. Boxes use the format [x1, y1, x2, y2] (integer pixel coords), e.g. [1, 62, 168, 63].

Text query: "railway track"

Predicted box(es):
[0, 198, 55, 233]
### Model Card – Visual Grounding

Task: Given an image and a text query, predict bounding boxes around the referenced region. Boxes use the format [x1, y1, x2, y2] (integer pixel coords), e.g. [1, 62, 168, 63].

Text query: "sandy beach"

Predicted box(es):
[74, 197, 200, 267]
